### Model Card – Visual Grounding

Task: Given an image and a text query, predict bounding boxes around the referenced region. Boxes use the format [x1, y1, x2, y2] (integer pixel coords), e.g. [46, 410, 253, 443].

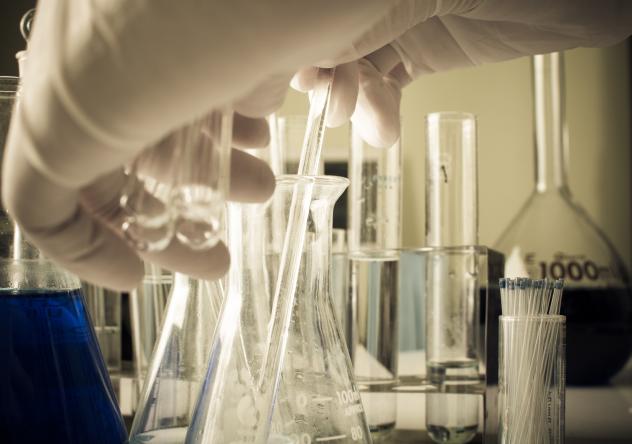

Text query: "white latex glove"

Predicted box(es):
[2, 0, 400, 290]
[293, 0, 632, 148]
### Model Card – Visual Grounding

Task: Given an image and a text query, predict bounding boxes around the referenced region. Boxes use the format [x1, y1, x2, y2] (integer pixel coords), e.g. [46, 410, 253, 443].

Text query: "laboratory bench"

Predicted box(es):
[110, 361, 632, 443]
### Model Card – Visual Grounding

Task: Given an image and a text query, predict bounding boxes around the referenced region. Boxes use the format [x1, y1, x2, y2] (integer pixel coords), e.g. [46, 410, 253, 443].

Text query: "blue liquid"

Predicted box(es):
[0, 288, 127, 443]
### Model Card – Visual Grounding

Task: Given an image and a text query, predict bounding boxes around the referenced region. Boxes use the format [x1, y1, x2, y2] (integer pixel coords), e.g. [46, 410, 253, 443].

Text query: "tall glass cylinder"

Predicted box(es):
[424, 112, 479, 375]
[425, 112, 478, 247]
[349, 126, 402, 253]
[348, 126, 402, 435]
[425, 112, 480, 444]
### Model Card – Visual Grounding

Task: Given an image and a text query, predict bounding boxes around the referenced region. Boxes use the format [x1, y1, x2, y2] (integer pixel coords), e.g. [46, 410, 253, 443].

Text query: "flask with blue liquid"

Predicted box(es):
[0, 11, 127, 444]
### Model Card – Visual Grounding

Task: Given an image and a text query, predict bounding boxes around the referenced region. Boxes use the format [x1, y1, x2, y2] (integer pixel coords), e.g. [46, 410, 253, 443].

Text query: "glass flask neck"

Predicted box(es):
[0, 215, 42, 261]
[0, 77, 37, 261]
[275, 174, 349, 262]
[533, 53, 571, 195]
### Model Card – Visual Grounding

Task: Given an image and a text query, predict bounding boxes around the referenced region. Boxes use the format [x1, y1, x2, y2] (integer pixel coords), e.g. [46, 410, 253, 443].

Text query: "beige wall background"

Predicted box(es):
[279, 42, 631, 271]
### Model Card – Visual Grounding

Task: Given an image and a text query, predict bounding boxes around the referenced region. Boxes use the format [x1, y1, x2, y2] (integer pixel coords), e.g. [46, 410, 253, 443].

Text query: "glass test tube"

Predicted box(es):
[425, 112, 480, 444]
[348, 124, 402, 434]
[425, 112, 478, 248]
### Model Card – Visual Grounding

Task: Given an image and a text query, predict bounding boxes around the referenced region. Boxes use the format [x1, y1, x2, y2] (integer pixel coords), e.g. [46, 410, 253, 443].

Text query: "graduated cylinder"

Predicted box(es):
[425, 112, 480, 380]
[348, 125, 402, 434]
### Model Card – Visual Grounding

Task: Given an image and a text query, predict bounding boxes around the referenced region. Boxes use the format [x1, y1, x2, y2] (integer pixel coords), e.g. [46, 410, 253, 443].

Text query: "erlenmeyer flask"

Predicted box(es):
[185, 199, 274, 444]
[129, 273, 223, 443]
[495, 52, 632, 385]
[271, 176, 370, 443]
[0, 77, 127, 443]
[187, 175, 371, 444]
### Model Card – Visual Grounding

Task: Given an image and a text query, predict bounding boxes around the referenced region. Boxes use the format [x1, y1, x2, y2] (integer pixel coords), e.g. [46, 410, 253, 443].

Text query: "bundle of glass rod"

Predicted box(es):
[498, 278, 566, 443]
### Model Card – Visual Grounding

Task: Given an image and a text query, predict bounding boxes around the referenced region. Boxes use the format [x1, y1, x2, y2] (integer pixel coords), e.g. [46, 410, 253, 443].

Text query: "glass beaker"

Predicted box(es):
[348, 124, 402, 435]
[129, 273, 223, 443]
[0, 77, 127, 443]
[187, 175, 371, 444]
[495, 52, 632, 385]
[498, 315, 566, 443]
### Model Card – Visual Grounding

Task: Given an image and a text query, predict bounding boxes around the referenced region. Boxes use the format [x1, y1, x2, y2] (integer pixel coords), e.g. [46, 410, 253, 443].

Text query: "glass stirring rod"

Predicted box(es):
[255, 67, 335, 443]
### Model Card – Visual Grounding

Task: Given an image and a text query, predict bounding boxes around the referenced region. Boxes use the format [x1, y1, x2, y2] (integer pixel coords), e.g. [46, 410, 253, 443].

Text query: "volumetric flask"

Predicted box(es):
[495, 52, 632, 385]
[0, 76, 127, 444]
[348, 124, 402, 435]
[129, 273, 223, 443]
[188, 176, 371, 444]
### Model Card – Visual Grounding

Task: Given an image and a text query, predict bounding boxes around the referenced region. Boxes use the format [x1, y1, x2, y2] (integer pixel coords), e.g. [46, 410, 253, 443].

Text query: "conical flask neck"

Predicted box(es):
[0, 212, 42, 261]
[273, 175, 349, 275]
[533, 53, 571, 194]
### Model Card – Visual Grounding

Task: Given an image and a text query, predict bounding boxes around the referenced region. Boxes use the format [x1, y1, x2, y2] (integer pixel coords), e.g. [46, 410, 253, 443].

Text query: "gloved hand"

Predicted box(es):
[293, 0, 632, 148]
[2, 0, 401, 290]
